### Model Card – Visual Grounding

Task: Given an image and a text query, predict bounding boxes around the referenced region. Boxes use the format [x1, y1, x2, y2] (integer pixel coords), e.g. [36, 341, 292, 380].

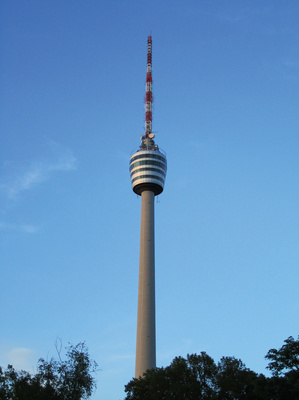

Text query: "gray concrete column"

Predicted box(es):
[135, 190, 156, 378]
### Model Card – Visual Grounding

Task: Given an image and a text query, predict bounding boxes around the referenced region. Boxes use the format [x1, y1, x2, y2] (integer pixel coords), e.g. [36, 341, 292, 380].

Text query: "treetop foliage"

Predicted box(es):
[265, 335, 299, 376]
[0, 342, 98, 400]
[1, 335, 299, 399]
[125, 335, 299, 400]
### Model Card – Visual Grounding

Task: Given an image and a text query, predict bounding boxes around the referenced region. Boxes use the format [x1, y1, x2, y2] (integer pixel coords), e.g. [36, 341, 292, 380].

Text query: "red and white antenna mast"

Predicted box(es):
[145, 35, 153, 137]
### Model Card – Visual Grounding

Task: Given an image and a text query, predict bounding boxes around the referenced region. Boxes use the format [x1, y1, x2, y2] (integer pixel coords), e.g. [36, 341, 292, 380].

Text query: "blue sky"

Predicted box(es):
[1, 1, 298, 399]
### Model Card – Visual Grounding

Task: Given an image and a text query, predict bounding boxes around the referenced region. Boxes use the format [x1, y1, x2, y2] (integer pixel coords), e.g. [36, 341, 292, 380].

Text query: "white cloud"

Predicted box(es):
[5, 348, 36, 372]
[21, 224, 40, 234]
[0, 222, 39, 234]
[48, 149, 78, 172]
[0, 146, 78, 200]
[3, 165, 45, 199]
[0, 144, 77, 233]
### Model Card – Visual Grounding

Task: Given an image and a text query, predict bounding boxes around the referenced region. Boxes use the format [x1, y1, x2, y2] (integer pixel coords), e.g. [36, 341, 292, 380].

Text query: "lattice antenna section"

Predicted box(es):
[145, 35, 153, 137]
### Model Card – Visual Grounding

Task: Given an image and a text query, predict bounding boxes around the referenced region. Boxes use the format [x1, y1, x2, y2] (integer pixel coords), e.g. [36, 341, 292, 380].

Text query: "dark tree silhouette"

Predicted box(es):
[0, 342, 98, 400]
[266, 336, 299, 376]
[125, 352, 218, 400]
[216, 356, 259, 400]
[265, 336, 299, 400]
[124, 335, 299, 400]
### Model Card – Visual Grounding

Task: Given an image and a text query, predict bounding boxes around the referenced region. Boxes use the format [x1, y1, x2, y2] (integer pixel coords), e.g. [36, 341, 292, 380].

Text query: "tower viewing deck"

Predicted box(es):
[129, 136, 167, 196]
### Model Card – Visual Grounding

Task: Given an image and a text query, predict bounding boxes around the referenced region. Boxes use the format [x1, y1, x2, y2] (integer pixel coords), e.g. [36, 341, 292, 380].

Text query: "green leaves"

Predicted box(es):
[266, 336, 299, 376]
[217, 357, 258, 400]
[124, 335, 299, 400]
[0, 342, 97, 400]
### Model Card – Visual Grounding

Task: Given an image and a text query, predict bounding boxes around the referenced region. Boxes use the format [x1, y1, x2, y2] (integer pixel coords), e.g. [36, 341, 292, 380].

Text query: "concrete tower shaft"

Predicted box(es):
[135, 190, 156, 377]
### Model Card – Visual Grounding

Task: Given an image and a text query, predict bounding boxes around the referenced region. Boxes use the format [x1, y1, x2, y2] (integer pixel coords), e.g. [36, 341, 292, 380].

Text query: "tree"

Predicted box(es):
[125, 354, 264, 400]
[265, 336, 299, 376]
[125, 352, 220, 400]
[216, 357, 260, 400]
[124, 336, 299, 400]
[125, 352, 218, 400]
[265, 336, 299, 400]
[0, 342, 98, 400]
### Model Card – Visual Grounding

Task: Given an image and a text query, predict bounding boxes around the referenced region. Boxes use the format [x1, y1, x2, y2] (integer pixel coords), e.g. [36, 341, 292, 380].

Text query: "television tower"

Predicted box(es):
[129, 36, 167, 378]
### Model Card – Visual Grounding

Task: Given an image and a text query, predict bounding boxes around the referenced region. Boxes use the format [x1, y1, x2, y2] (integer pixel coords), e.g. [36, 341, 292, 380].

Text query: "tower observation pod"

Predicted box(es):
[129, 36, 167, 379]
